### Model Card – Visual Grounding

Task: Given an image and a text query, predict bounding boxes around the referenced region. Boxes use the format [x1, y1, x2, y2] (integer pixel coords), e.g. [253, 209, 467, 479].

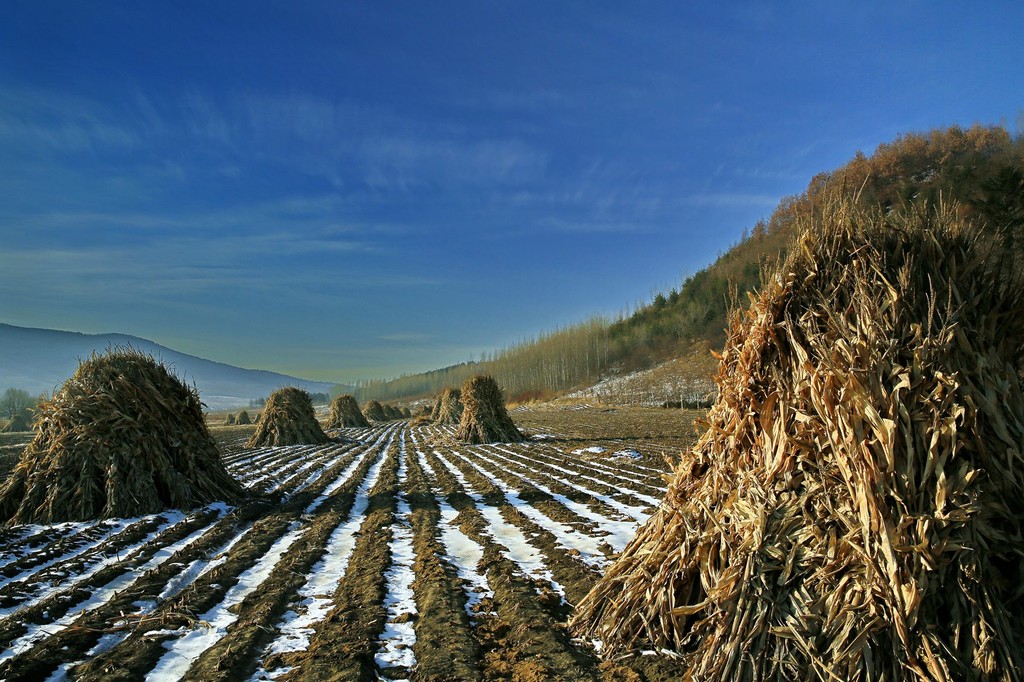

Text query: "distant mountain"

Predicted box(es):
[0, 323, 343, 410]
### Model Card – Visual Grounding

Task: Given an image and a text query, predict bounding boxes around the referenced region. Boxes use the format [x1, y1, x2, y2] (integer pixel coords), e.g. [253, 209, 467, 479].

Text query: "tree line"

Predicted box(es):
[351, 123, 1024, 404]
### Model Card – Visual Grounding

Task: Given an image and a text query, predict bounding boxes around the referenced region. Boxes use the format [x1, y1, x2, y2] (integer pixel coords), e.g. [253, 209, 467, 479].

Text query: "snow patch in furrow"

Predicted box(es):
[468, 448, 641, 554]
[449, 451, 609, 570]
[0, 508, 221, 666]
[146, 521, 306, 682]
[248, 432, 392, 680]
[536, 441, 669, 480]
[375, 432, 417, 678]
[483, 444, 651, 518]
[433, 451, 565, 602]
[285, 444, 355, 499]
[417, 450, 492, 614]
[303, 428, 394, 515]
[36, 507, 230, 679]
[491, 444, 664, 509]
[0, 519, 133, 593]
[0, 516, 182, 622]
[243, 445, 323, 490]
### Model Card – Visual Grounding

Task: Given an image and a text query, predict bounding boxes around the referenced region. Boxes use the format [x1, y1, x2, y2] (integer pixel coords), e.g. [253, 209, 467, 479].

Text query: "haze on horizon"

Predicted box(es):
[1, 2, 1021, 384]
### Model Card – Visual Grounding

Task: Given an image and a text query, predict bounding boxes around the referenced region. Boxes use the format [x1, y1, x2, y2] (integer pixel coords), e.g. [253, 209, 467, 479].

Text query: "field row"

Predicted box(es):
[0, 421, 679, 681]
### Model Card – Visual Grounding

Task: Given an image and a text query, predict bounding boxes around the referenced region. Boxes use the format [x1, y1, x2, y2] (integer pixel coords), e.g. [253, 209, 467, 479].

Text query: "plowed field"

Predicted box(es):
[0, 407, 700, 681]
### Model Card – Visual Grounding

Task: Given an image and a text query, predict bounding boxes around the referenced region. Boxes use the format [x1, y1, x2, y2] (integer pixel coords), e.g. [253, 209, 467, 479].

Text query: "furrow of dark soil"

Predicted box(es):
[43, 433, 387, 680]
[280, 435, 400, 682]
[441, 444, 601, 607]
[181, 437, 389, 681]
[0, 518, 126, 582]
[452, 446, 611, 543]
[0, 506, 229, 681]
[527, 442, 669, 492]
[462, 444, 635, 522]
[403, 432, 483, 682]
[490, 447, 662, 511]
[0, 514, 180, 638]
[422, 446, 601, 682]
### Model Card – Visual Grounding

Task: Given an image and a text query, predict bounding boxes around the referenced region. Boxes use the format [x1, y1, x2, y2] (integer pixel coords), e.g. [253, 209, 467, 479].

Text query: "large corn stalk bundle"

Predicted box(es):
[456, 375, 523, 444]
[572, 198, 1024, 680]
[432, 387, 463, 425]
[0, 348, 246, 524]
[326, 394, 369, 428]
[246, 387, 330, 447]
[362, 399, 387, 422]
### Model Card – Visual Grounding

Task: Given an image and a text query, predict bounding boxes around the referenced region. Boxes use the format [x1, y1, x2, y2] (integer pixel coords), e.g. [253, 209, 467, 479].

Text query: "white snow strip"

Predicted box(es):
[469, 448, 642, 554]
[571, 446, 607, 455]
[533, 441, 669, 483]
[0, 519, 133, 593]
[449, 451, 609, 570]
[30, 507, 229, 678]
[0, 514, 186, 621]
[286, 445, 356, 498]
[375, 432, 417, 675]
[417, 450, 492, 614]
[434, 451, 565, 601]
[146, 520, 306, 681]
[250, 433, 392, 680]
[490, 445, 662, 512]
[0, 508, 219, 665]
[303, 428, 395, 515]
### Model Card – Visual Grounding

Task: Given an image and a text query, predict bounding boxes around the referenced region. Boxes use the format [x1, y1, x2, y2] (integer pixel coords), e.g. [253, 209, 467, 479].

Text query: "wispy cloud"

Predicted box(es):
[378, 332, 436, 343]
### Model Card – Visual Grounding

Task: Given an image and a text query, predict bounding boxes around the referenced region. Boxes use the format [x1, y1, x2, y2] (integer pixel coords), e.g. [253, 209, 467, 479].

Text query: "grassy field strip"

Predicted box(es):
[0, 508, 218, 666]
[374, 431, 417, 679]
[489, 444, 664, 509]
[465, 447, 641, 553]
[432, 450, 567, 601]
[248, 433, 391, 680]
[487, 445, 656, 519]
[0, 515, 182, 622]
[145, 429, 398, 681]
[449, 449, 610, 571]
[0, 518, 134, 592]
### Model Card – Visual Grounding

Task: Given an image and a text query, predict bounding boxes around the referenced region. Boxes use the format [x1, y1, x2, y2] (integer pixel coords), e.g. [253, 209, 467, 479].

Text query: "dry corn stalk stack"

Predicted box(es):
[326, 394, 369, 428]
[362, 399, 387, 422]
[431, 387, 463, 425]
[384, 403, 403, 420]
[571, 198, 1024, 680]
[456, 375, 523, 444]
[236, 410, 252, 425]
[0, 348, 246, 525]
[246, 387, 330, 447]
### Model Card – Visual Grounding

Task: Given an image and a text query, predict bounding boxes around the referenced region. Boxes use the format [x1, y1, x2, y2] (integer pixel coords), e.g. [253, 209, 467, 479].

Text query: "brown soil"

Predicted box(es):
[0, 408, 692, 680]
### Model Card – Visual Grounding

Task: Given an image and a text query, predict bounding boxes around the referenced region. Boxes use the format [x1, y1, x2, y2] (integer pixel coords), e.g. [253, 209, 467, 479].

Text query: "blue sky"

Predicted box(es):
[1, 2, 1021, 383]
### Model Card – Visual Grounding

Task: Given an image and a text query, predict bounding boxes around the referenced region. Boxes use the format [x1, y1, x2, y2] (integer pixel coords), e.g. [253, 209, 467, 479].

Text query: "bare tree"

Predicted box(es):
[0, 387, 33, 420]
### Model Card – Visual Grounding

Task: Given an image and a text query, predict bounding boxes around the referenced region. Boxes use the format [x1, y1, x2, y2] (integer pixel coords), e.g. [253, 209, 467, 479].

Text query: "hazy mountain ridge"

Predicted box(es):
[0, 323, 341, 410]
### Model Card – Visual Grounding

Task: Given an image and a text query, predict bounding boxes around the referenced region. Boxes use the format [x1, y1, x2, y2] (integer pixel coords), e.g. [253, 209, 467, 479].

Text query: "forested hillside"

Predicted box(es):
[351, 124, 1024, 403]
